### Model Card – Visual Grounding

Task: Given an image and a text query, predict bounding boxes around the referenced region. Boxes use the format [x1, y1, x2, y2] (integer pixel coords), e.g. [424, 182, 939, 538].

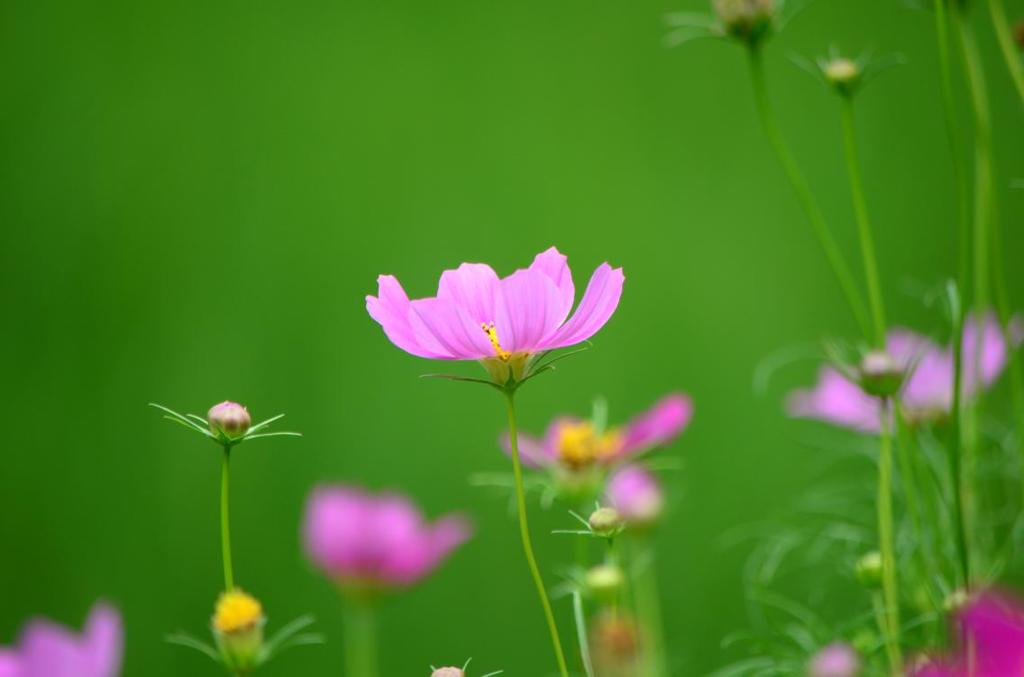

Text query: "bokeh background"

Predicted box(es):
[2, 0, 1022, 674]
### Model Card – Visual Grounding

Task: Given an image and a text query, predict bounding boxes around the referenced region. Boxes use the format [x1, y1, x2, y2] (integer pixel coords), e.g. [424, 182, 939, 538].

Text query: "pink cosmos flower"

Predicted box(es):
[909, 590, 1024, 676]
[303, 485, 471, 589]
[502, 394, 693, 470]
[787, 313, 1021, 432]
[0, 603, 123, 677]
[366, 247, 625, 381]
[808, 642, 861, 677]
[606, 465, 665, 526]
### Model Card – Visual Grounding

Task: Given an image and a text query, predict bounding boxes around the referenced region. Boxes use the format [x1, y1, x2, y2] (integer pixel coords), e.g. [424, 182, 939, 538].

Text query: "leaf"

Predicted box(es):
[165, 633, 221, 663]
[150, 403, 213, 437]
[243, 431, 303, 441]
[246, 413, 286, 435]
[572, 591, 596, 677]
[419, 373, 502, 390]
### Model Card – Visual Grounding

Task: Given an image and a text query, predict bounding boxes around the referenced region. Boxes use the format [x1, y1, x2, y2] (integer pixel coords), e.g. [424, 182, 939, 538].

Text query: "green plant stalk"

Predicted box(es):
[572, 592, 596, 677]
[933, 0, 971, 288]
[746, 45, 871, 340]
[987, 0, 1024, 105]
[877, 406, 902, 674]
[221, 446, 235, 591]
[343, 600, 378, 677]
[839, 95, 887, 347]
[505, 393, 570, 677]
[631, 536, 668, 677]
[948, 288, 972, 587]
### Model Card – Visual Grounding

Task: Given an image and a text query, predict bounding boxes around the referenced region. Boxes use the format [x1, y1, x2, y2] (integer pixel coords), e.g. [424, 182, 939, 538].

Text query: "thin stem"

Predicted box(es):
[877, 405, 902, 674]
[572, 592, 595, 677]
[840, 95, 887, 347]
[987, 0, 1024, 106]
[949, 288, 972, 586]
[746, 45, 872, 340]
[221, 446, 235, 591]
[933, 0, 970, 288]
[631, 536, 668, 677]
[343, 600, 377, 677]
[505, 393, 570, 677]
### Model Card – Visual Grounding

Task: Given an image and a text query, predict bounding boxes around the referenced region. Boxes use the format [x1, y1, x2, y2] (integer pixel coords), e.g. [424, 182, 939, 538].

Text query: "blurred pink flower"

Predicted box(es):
[787, 313, 1021, 431]
[303, 485, 471, 589]
[366, 247, 624, 366]
[502, 394, 693, 470]
[0, 603, 122, 677]
[808, 642, 861, 677]
[606, 465, 664, 526]
[910, 590, 1024, 676]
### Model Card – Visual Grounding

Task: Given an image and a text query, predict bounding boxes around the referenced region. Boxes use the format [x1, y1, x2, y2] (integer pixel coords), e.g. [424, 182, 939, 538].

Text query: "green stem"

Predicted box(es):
[631, 536, 668, 677]
[839, 95, 887, 347]
[505, 393, 570, 677]
[571, 592, 595, 677]
[987, 0, 1024, 106]
[933, 0, 971, 288]
[877, 405, 902, 674]
[746, 45, 872, 340]
[221, 446, 235, 591]
[343, 600, 377, 677]
[949, 287, 972, 587]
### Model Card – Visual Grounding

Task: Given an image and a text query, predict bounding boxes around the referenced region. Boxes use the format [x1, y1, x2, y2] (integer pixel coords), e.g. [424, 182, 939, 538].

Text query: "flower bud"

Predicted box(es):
[712, 0, 775, 44]
[855, 551, 883, 589]
[586, 564, 625, 603]
[592, 611, 640, 673]
[1015, 20, 1024, 51]
[431, 668, 464, 677]
[858, 351, 904, 398]
[808, 642, 862, 677]
[208, 401, 252, 440]
[944, 588, 969, 613]
[823, 58, 860, 96]
[588, 507, 624, 536]
[213, 589, 265, 671]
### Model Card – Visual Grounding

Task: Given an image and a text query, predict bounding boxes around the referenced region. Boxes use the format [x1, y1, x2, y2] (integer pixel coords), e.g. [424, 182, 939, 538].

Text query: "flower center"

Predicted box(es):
[213, 590, 263, 634]
[481, 322, 511, 362]
[557, 422, 622, 469]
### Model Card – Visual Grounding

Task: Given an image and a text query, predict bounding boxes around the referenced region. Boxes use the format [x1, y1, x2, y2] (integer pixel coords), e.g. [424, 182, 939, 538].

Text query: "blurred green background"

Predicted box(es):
[2, 0, 1022, 674]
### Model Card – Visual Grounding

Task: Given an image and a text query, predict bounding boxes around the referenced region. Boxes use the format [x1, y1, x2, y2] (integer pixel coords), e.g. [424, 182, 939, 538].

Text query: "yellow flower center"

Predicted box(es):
[214, 590, 263, 634]
[481, 322, 511, 362]
[557, 422, 623, 469]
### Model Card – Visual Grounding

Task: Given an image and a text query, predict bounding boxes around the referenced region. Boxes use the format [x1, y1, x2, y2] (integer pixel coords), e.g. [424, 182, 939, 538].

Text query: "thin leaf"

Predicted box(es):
[165, 633, 221, 662]
[262, 614, 317, 657]
[572, 591, 596, 677]
[247, 413, 286, 435]
[243, 431, 303, 441]
[420, 373, 502, 390]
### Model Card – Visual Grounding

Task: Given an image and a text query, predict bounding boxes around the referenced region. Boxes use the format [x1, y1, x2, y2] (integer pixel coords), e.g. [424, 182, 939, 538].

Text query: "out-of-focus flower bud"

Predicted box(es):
[208, 401, 252, 440]
[431, 668, 464, 677]
[592, 611, 640, 676]
[588, 507, 624, 536]
[213, 589, 265, 671]
[586, 564, 625, 603]
[858, 351, 904, 398]
[944, 588, 969, 613]
[823, 57, 861, 97]
[855, 551, 883, 589]
[808, 642, 862, 677]
[712, 0, 775, 45]
[1014, 19, 1024, 50]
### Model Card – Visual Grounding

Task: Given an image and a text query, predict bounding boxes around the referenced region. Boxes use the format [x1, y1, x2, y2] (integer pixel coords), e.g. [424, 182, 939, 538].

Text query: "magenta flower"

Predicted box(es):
[910, 590, 1024, 676]
[303, 485, 471, 590]
[787, 312, 1021, 431]
[0, 603, 122, 677]
[366, 247, 625, 384]
[808, 642, 861, 677]
[606, 465, 665, 526]
[503, 394, 693, 470]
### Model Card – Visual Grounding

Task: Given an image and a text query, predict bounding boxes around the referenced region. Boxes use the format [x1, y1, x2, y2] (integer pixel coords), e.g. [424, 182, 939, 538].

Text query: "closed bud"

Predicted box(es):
[586, 564, 625, 603]
[588, 507, 623, 536]
[431, 669, 464, 677]
[944, 588, 968, 613]
[213, 589, 265, 671]
[855, 551, 883, 589]
[592, 611, 640, 675]
[858, 351, 903, 398]
[823, 58, 860, 96]
[712, 0, 775, 44]
[208, 401, 251, 440]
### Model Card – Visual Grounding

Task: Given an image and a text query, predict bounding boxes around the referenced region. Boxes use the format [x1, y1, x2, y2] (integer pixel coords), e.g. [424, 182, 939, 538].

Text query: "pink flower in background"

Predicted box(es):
[0, 603, 122, 677]
[366, 247, 624, 373]
[303, 485, 471, 589]
[808, 642, 861, 677]
[502, 394, 693, 470]
[606, 465, 665, 526]
[910, 590, 1024, 676]
[787, 312, 1021, 432]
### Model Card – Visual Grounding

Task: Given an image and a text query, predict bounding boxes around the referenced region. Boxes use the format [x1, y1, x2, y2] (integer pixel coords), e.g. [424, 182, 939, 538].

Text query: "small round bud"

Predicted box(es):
[824, 58, 860, 96]
[431, 668, 464, 677]
[808, 642, 862, 677]
[858, 351, 904, 398]
[213, 590, 265, 671]
[855, 551, 883, 589]
[944, 588, 969, 613]
[208, 401, 251, 440]
[588, 507, 623, 536]
[586, 564, 625, 602]
[713, 0, 775, 44]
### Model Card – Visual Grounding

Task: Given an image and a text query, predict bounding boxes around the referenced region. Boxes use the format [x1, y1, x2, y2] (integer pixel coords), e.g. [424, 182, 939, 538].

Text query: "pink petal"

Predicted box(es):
[411, 297, 493, 360]
[437, 263, 501, 324]
[0, 651, 21, 677]
[83, 605, 122, 677]
[366, 276, 453, 359]
[619, 393, 693, 457]
[19, 620, 86, 677]
[786, 367, 880, 432]
[496, 269, 566, 353]
[303, 486, 374, 576]
[498, 432, 554, 468]
[962, 312, 1018, 396]
[528, 247, 575, 321]
[543, 263, 624, 350]
[959, 591, 1024, 675]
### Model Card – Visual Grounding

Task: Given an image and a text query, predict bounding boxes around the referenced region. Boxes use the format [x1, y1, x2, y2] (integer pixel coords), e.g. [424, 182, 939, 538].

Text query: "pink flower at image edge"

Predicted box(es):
[0, 603, 122, 677]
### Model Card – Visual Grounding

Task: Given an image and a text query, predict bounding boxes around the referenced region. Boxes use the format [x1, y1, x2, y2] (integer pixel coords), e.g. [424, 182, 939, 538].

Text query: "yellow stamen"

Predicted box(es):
[213, 589, 263, 634]
[481, 322, 511, 362]
[557, 423, 623, 469]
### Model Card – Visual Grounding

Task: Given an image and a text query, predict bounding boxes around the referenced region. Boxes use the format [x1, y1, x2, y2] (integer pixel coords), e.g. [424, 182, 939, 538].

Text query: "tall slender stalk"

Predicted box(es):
[987, 0, 1024, 105]
[631, 536, 668, 677]
[877, 404, 902, 675]
[343, 600, 378, 677]
[746, 45, 872, 340]
[839, 95, 887, 347]
[221, 446, 235, 591]
[948, 286, 972, 586]
[505, 393, 570, 677]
